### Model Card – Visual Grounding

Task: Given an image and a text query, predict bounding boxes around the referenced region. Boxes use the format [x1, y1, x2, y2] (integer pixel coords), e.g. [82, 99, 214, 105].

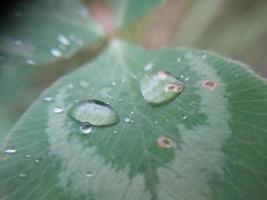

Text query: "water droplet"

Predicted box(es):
[35, 159, 41, 163]
[144, 63, 153, 71]
[202, 54, 207, 59]
[184, 77, 190, 81]
[26, 59, 35, 65]
[53, 106, 63, 113]
[43, 96, 53, 102]
[177, 57, 181, 62]
[50, 48, 62, 57]
[113, 130, 118, 134]
[86, 172, 93, 178]
[111, 81, 116, 86]
[4, 149, 16, 154]
[69, 99, 119, 126]
[58, 34, 70, 46]
[14, 40, 23, 46]
[182, 115, 188, 120]
[79, 80, 89, 88]
[68, 84, 74, 89]
[124, 117, 131, 123]
[25, 154, 31, 158]
[140, 70, 184, 104]
[80, 122, 92, 134]
[180, 75, 184, 79]
[130, 111, 134, 115]
[154, 120, 158, 124]
[19, 173, 27, 178]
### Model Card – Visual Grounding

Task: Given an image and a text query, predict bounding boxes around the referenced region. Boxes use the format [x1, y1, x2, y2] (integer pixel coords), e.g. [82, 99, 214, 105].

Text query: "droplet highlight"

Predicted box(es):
[140, 70, 184, 104]
[80, 122, 92, 134]
[53, 106, 63, 113]
[69, 99, 119, 126]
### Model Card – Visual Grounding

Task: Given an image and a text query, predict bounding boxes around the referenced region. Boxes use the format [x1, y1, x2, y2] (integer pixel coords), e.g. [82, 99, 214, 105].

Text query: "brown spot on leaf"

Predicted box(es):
[157, 136, 173, 148]
[202, 80, 218, 91]
[165, 83, 183, 93]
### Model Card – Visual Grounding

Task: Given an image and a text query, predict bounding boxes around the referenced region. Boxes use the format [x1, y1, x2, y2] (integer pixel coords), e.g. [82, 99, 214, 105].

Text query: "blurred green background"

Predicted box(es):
[1, 0, 267, 135]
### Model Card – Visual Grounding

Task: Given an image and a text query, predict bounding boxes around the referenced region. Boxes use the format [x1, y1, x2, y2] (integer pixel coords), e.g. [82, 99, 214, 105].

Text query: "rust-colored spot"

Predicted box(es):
[158, 70, 168, 79]
[157, 136, 173, 148]
[165, 83, 183, 92]
[202, 80, 218, 91]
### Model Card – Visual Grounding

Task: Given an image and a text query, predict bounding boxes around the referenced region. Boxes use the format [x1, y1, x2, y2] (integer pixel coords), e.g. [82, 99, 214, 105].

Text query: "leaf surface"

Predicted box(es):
[1, 40, 267, 199]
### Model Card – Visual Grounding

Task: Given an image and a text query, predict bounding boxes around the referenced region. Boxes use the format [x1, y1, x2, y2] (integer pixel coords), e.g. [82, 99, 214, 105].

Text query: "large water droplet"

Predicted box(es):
[140, 70, 184, 105]
[80, 122, 92, 134]
[69, 100, 119, 126]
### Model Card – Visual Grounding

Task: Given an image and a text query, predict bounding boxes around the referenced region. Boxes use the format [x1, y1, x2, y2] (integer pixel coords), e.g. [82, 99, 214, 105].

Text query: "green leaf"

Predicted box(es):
[0, 0, 103, 67]
[1, 40, 267, 199]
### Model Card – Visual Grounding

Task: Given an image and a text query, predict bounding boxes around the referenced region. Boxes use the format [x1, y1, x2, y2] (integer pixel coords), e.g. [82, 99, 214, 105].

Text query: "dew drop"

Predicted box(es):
[35, 159, 41, 163]
[53, 106, 63, 113]
[177, 57, 181, 62]
[182, 115, 188, 120]
[50, 48, 62, 57]
[19, 173, 27, 178]
[86, 172, 93, 178]
[111, 81, 116, 86]
[144, 62, 153, 71]
[79, 80, 89, 88]
[202, 54, 207, 59]
[140, 70, 184, 105]
[43, 96, 53, 102]
[113, 130, 118, 134]
[4, 149, 16, 154]
[80, 122, 92, 134]
[25, 154, 31, 158]
[69, 99, 119, 126]
[184, 77, 190, 81]
[68, 84, 74, 89]
[26, 59, 35, 65]
[124, 117, 131, 123]
[58, 34, 70, 46]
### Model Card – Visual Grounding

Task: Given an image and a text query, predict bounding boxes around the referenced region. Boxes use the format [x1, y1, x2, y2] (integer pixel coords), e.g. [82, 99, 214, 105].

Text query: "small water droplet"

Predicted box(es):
[80, 122, 92, 134]
[140, 70, 184, 105]
[68, 84, 74, 89]
[111, 81, 116, 86]
[25, 154, 31, 158]
[202, 54, 207, 59]
[154, 121, 158, 124]
[4, 149, 16, 154]
[58, 34, 70, 46]
[180, 75, 184, 79]
[86, 172, 93, 178]
[113, 130, 118, 134]
[124, 117, 131, 123]
[26, 59, 35, 65]
[69, 100, 119, 126]
[184, 77, 190, 81]
[130, 111, 134, 115]
[19, 173, 27, 178]
[43, 96, 53, 102]
[144, 63, 153, 71]
[132, 74, 137, 79]
[53, 107, 63, 113]
[177, 57, 181, 62]
[14, 40, 23, 46]
[35, 159, 41, 163]
[50, 48, 62, 57]
[182, 115, 188, 120]
[79, 80, 89, 88]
